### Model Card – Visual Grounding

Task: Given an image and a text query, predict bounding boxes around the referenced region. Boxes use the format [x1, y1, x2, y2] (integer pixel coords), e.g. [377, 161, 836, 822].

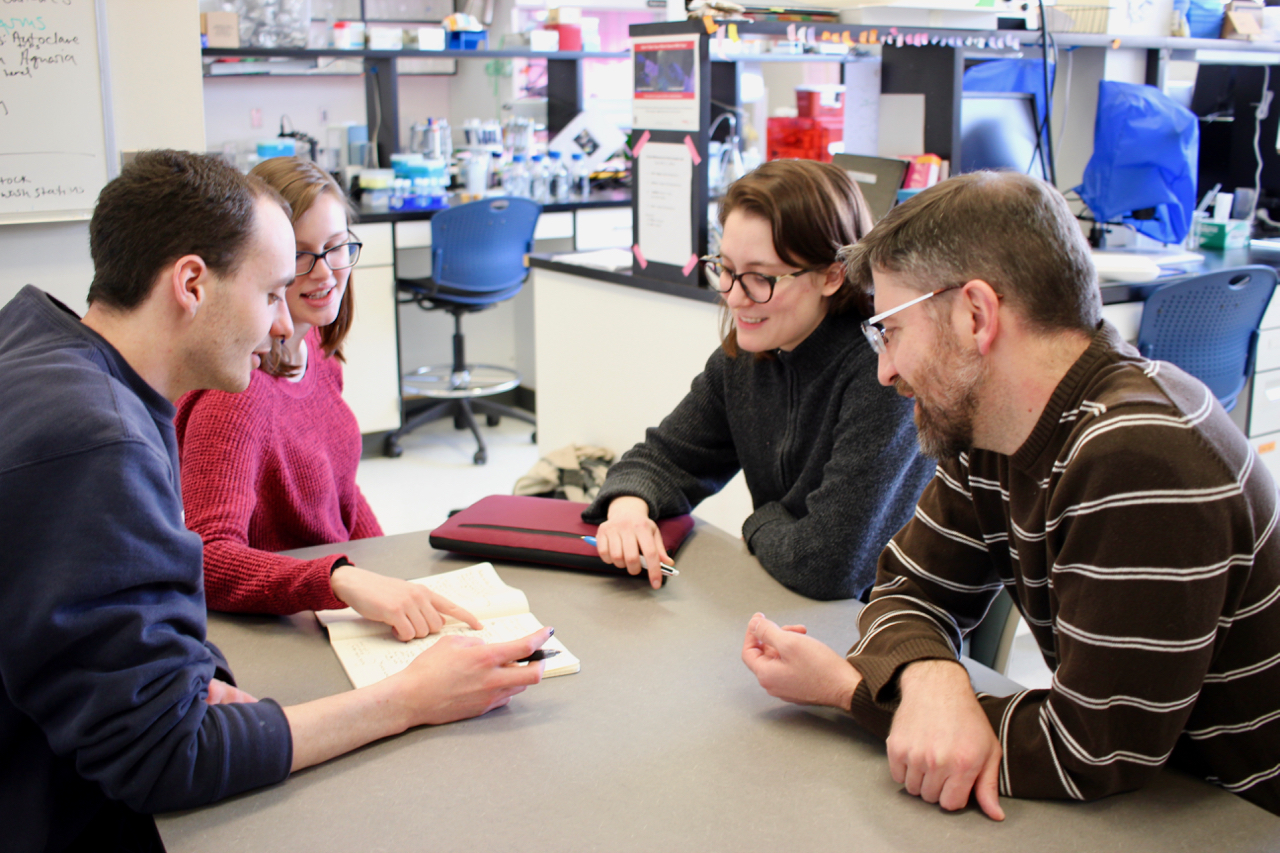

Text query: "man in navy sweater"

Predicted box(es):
[0, 151, 553, 853]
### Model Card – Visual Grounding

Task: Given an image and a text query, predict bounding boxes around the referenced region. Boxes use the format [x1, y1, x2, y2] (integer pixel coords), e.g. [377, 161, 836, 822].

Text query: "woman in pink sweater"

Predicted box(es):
[176, 157, 480, 639]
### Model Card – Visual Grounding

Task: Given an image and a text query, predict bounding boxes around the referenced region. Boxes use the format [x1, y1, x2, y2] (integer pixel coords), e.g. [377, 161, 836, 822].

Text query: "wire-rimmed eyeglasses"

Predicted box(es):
[701, 255, 828, 304]
[860, 284, 964, 355]
[295, 237, 363, 277]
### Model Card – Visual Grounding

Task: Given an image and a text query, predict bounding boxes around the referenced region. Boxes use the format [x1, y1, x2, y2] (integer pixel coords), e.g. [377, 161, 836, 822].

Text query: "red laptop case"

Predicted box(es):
[429, 494, 695, 575]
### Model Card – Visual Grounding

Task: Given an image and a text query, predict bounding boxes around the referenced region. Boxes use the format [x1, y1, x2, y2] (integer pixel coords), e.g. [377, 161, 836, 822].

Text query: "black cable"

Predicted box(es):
[1035, 0, 1058, 186]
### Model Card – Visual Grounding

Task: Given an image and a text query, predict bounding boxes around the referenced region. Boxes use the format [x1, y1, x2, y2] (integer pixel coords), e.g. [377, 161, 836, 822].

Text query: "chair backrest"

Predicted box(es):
[429, 197, 542, 306]
[1135, 265, 1278, 412]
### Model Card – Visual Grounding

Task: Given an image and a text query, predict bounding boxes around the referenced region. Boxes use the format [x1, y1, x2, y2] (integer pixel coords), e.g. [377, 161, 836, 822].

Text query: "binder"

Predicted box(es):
[429, 494, 694, 575]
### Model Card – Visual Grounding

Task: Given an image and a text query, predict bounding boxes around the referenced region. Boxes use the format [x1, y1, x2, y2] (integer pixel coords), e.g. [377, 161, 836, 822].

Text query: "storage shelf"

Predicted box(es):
[201, 47, 629, 61]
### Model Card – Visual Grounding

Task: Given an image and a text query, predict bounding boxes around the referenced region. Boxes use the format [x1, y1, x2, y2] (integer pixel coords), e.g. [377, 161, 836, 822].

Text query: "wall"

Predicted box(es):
[0, 0, 206, 310]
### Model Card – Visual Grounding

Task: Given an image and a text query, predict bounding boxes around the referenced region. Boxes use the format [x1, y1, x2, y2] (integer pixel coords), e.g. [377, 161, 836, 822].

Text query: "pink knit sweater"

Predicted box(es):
[175, 329, 384, 614]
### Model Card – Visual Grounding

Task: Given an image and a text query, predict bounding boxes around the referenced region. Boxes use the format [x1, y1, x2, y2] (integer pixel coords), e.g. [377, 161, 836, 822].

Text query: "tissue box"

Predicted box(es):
[367, 27, 404, 50]
[1195, 218, 1251, 249]
[413, 26, 446, 50]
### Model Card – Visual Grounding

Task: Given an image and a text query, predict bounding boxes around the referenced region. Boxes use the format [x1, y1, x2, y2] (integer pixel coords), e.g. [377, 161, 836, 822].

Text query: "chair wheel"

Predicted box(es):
[486, 414, 501, 427]
[453, 414, 466, 430]
[384, 435, 403, 458]
[530, 430, 536, 443]
[473, 449, 488, 465]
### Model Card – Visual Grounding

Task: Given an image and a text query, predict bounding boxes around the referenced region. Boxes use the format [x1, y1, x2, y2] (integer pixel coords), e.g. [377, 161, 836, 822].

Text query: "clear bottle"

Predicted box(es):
[571, 152, 590, 199]
[547, 150, 571, 203]
[502, 153, 528, 198]
[528, 154, 549, 202]
[489, 150, 504, 191]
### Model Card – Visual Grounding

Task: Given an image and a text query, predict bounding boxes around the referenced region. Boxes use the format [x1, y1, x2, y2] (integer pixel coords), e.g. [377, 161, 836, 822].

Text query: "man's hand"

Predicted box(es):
[390, 627, 555, 728]
[741, 612, 862, 709]
[330, 565, 483, 641]
[887, 659, 1005, 821]
[595, 495, 672, 590]
[206, 678, 257, 705]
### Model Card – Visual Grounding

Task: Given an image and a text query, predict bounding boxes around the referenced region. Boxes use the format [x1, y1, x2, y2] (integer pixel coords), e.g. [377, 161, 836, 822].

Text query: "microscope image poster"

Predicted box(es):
[632, 35, 700, 132]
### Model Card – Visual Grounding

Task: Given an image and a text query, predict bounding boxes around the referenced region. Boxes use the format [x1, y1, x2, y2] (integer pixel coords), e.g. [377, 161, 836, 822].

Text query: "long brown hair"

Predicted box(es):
[249, 157, 357, 376]
[716, 159, 874, 356]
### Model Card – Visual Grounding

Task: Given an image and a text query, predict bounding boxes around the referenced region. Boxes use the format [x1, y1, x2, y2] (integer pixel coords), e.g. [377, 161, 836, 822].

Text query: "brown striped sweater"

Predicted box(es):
[845, 323, 1280, 814]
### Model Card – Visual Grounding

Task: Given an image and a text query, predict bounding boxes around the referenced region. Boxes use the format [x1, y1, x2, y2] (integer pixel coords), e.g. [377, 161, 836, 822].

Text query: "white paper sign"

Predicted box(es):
[638, 142, 693, 268]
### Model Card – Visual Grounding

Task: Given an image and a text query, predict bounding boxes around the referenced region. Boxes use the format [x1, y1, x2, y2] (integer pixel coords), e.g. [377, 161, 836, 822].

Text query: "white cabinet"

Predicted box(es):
[1248, 290, 1280, 444]
[343, 222, 401, 434]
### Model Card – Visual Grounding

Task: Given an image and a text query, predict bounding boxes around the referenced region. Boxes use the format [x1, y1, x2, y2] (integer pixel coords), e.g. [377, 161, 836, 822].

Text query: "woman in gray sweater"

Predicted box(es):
[583, 159, 934, 600]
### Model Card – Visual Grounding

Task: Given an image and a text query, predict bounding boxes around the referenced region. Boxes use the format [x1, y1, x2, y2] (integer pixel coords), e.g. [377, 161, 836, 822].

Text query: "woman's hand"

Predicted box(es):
[330, 565, 484, 641]
[594, 496, 673, 590]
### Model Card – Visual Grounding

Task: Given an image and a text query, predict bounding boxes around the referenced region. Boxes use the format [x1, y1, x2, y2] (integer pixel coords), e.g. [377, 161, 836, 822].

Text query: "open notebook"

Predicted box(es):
[316, 562, 580, 689]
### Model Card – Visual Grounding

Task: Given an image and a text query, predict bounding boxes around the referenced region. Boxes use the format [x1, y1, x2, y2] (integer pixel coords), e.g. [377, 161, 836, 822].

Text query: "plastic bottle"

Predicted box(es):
[571, 152, 590, 199]
[547, 150, 571, 203]
[502, 153, 528, 198]
[528, 154, 548, 202]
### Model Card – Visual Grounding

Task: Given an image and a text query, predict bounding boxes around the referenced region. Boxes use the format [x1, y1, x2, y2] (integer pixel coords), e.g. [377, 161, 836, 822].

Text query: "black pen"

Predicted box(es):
[515, 649, 561, 663]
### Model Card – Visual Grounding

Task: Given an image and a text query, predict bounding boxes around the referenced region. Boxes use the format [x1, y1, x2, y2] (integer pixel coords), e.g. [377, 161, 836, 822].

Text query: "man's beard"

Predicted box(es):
[895, 331, 984, 460]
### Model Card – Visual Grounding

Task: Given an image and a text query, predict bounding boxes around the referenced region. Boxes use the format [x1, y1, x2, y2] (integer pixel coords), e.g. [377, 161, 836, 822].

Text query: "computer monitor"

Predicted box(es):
[959, 92, 1047, 179]
[831, 153, 909, 223]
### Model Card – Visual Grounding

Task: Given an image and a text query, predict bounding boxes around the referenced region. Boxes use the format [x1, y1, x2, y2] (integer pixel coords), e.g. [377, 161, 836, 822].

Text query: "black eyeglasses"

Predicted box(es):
[296, 238, 363, 276]
[700, 255, 828, 304]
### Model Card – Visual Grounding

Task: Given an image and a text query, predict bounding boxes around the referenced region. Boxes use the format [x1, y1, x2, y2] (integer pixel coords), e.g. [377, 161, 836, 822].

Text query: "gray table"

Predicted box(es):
[157, 524, 1280, 851]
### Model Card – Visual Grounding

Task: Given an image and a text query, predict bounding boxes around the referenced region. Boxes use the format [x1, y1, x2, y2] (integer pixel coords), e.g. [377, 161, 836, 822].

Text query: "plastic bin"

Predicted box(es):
[447, 30, 487, 50]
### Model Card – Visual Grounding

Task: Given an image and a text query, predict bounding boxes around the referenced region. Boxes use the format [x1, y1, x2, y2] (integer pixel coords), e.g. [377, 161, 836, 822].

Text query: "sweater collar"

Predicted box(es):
[1009, 321, 1124, 471]
[774, 310, 865, 371]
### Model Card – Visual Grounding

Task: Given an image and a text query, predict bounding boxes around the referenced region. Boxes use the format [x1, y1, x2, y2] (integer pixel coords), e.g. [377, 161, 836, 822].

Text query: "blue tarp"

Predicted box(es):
[1075, 80, 1199, 245]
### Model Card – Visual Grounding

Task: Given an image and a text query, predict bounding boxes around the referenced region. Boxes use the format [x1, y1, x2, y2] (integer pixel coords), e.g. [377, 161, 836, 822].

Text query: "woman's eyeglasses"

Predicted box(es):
[700, 256, 827, 304]
[296, 238, 363, 277]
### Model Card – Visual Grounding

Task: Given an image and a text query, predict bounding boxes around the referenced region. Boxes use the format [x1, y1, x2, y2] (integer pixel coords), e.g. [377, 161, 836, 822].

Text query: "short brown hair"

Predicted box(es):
[249, 156, 358, 374]
[717, 159, 874, 356]
[88, 150, 288, 310]
[842, 171, 1101, 335]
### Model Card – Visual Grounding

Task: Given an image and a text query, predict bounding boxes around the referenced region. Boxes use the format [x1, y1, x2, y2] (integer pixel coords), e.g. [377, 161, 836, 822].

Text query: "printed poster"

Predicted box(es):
[632, 35, 700, 132]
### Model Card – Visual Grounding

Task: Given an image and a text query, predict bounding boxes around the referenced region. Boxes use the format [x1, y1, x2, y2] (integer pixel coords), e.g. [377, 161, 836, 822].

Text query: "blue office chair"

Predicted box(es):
[385, 197, 541, 464]
[1135, 265, 1278, 413]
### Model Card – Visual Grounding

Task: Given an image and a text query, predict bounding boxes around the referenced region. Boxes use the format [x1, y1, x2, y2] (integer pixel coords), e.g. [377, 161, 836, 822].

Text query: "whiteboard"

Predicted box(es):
[0, 0, 115, 224]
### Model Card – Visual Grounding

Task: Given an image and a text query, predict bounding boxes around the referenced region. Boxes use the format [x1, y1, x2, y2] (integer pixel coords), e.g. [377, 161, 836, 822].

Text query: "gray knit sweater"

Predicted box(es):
[583, 310, 933, 600]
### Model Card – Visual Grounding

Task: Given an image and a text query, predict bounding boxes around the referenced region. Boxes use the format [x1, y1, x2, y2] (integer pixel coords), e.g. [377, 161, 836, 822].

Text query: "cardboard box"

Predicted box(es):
[1223, 9, 1264, 39]
[413, 26, 446, 50]
[367, 26, 404, 50]
[201, 11, 239, 48]
[547, 7, 582, 24]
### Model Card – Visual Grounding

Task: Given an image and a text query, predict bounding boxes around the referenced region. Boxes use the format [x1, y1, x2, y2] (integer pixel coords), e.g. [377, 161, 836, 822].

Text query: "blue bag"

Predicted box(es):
[1075, 80, 1199, 245]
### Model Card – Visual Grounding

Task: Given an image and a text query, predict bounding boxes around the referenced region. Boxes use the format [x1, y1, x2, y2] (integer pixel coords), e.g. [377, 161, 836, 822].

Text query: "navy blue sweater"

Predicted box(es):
[585, 310, 934, 600]
[0, 287, 292, 852]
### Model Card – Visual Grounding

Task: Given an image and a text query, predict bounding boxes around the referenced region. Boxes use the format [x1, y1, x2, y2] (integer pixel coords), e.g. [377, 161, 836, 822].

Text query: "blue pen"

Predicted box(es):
[582, 536, 678, 576]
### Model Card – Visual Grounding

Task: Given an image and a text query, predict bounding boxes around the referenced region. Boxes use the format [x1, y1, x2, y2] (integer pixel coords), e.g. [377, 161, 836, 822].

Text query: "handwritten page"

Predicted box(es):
[317, 563, 529, 641]
[332, 612, 580, 689]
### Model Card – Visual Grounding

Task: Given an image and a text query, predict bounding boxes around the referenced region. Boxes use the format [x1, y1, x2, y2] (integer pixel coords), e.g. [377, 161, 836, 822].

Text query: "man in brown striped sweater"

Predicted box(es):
[741, 170, 1280, 818]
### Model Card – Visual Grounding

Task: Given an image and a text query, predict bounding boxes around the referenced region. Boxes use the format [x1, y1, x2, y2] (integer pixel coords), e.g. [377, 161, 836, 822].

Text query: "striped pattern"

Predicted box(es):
[845, 324, 1280, 815]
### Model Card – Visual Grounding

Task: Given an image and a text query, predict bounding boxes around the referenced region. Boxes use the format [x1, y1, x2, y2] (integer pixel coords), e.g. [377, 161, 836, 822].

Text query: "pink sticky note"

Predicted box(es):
[683, 135, 702, 165]
[632, 129, 651, 158]
[632, 244, 648, 269]
[682, 254, 699, 277]
[787, 23, 796, 41]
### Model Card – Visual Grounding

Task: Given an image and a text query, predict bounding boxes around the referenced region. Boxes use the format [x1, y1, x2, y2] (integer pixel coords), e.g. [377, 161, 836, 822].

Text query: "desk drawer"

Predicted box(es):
[1249, 431, 1280, 485]
[1261, 289, 1280, 331]
[1249, 368, 1280, 436]
[1256, 328, 1280, 373]
[352, 222, 394, 267]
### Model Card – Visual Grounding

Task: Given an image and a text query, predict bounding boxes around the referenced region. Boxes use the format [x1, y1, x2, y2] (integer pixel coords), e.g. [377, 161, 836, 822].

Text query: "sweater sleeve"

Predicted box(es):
[583, 352, 740, 522]
[179, 390, 346, 614]
[0, 441, 293, 813]
[848, 411, 1261, 803]
[846, 454, 1003, 737]
[741, 374, 931, 600]
[349, 487, 385, 541]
